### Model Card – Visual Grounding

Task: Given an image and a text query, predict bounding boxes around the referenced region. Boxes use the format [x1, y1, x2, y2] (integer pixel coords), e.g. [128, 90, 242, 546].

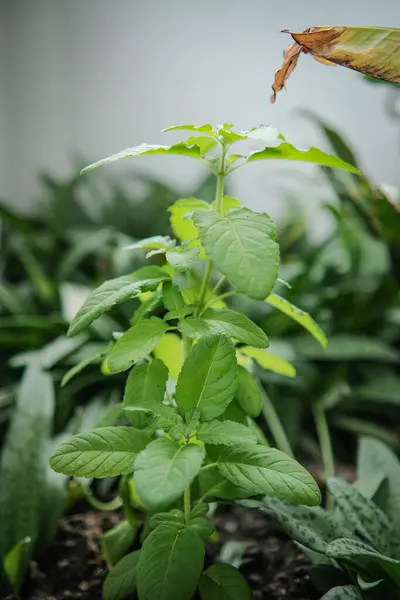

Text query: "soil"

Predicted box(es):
[9, 506, 319, 600]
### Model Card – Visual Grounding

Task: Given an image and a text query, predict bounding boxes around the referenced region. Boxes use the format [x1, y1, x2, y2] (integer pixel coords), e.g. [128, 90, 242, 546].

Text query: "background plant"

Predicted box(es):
[242, 436, 400, 599]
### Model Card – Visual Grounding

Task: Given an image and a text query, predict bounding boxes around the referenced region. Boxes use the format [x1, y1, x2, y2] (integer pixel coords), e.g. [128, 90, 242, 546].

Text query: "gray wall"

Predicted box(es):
[2, 0, 400, 226]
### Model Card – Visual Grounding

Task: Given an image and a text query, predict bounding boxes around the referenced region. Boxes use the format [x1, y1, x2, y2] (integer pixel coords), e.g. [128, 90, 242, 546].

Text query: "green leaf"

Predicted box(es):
[235, 366, 262, 418]
[168, 197, 209, 257]
[321, 586, 362, 600]
[106, 317, 168, 374]
[220, 399, 248, 425]
[327, 477, 393, 557]
[239, 346, 296, 378]
[293, 335, 399, 362]
[68, 266, 169, 336]
[240, 496, 350, 554]
[153, 333, 185, 379]
[266, 294, 327, 348]
[214, 195, 241, 214]
[61, 342, 113, 387]
[356, 437, 400, 534]
[101, 520, 137, 568]
[199, 466, 253, 500]
[197, 420, 257, 446]
[103, 550, 140, 600]
[131, 290, 163, 326]
[81, 141, 207, 174]
[50, 427, 151, 478]
[123, 360, 169, 420]
[137, 524, 204, 600]
[10, 334, 87, 369]
[218, 445, 321, 505]
[124, 235, 176, 254]
[3, 537, 32, 594]
[353, 371, 400, 406]
[165, 246, 200, 270]
[246, 141, 359, 174]
[162, 124, 215, 135]
[175, 334, 237, 421]
[0, 365, 54, 563]
[134, 438, 205, 509]
[201, 308, 269, 347]
[187, 516, 214, 538]
[193, 208, 280, 300]
[326, 538, 400, 585]
[162, 281, 187, 320]
[198, 563, 253, 600]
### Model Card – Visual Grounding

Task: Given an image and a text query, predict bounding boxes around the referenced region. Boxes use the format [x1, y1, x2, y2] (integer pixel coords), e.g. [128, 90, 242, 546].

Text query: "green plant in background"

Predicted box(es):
[247, 114, 400, 486]
[49, 122, 358, 600]
[242, 436, 400, 599]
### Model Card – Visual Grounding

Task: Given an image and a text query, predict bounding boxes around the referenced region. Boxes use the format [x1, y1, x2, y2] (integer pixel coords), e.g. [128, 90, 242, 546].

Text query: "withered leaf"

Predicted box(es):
[271, 26, 400, 103]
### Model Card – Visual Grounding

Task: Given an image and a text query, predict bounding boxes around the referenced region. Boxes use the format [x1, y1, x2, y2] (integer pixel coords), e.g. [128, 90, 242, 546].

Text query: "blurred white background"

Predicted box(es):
[1, 0, 399, 228]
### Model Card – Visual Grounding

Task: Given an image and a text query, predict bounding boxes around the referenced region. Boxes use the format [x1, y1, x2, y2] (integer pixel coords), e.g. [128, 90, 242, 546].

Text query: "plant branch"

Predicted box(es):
[184, 486, 191, 523]
[261, 389, 294, 458]
[313, 403, 335, 510]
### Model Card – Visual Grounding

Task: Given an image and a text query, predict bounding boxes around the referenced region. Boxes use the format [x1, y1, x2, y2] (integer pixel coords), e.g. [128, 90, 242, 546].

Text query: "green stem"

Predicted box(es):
[184, 486, 191, 523]
[196, 146, 228, 316]
[313, 403, 335, 510]
[83, 485, 123, 512]
[200, 462, 218, 472]
[261, 390, 294, 458]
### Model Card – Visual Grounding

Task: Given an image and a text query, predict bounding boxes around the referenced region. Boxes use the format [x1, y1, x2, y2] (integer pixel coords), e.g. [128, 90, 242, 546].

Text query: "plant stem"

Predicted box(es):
[184, 486, 191, 523]
[196, 145, 227, 316]
[261, 390, 294, 458]
[313, 403, 335, 510]
[82, 485, 123, 512]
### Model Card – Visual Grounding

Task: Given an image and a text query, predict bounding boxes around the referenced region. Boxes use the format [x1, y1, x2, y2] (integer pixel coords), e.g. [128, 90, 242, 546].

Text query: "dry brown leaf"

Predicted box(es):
[271, 26, 400, 103]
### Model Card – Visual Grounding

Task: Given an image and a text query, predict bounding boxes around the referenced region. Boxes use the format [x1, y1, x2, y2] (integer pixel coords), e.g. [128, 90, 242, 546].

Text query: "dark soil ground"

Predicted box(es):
[8, 506, 319, 600]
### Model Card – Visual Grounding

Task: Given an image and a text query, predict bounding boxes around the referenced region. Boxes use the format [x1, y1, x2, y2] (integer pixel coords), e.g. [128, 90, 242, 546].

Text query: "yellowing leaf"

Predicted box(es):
[239, 346, 296, 378]
[266, 293, 327, 348]
[153, 333, 185, 379]
[271, 26, 400, 103]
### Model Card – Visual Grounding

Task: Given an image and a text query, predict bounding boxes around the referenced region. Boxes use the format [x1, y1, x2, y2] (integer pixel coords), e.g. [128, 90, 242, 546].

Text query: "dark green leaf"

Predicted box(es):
[106, 317, 168, 374]
[101, 520, 137, 568]
[199, 466, 254, 500]
[202, 308, 269, 347]
[235, 366, 262, 418]
[327, 477, 393, 556]
[50, 427, 151, 478]
[193, 208, 279, 300]
[123, 360, 169, 419]
[0, 365, 54, 562]
[137, 524, 204, 600]
[3, 537, 32, 594]
[326, 538, 400, 585]
[219, 445, 321, 505]
[321, 586, 362, 600]
[240, 496, 350, 554]
[103, 550, 140, 600]
[197, 420, 257, 446]
[162, 281, 187, 321]
[68, 266, 169, 336]
[293, 335, 399, 362]
[198, 563, 253, 600]
[356, 437, 400, 534]
[175, 334, 237, 421]
[134, 438, 204, 509]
